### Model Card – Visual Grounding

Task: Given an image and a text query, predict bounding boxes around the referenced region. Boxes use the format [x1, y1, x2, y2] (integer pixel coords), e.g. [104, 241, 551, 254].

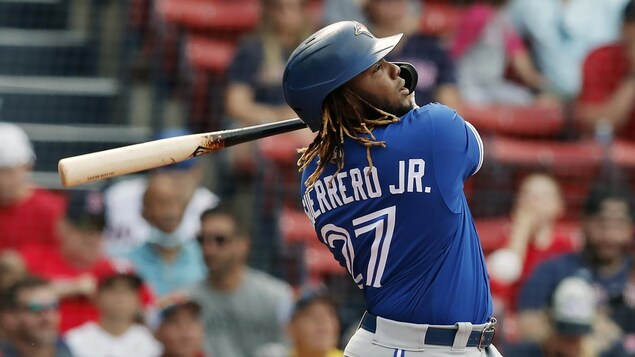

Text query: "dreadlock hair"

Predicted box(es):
[297, 86, 400, 189]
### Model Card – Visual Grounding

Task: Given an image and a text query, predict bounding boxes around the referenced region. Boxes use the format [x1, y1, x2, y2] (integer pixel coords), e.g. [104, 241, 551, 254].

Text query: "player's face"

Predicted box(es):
[346, 59, 416, 118]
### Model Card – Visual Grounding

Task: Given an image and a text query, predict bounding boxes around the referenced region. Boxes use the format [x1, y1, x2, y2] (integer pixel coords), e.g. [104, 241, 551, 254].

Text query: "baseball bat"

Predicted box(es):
[58, 118, 308, 187]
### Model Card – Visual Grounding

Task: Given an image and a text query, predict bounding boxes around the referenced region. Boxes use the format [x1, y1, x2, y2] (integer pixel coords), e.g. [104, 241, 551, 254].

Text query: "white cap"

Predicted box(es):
[0, 122, 35, 168]
[552, 276, 596, 335]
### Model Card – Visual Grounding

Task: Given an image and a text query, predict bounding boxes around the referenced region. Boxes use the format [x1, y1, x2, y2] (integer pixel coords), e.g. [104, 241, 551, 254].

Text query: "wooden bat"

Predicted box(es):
[58, 118, 308, 187]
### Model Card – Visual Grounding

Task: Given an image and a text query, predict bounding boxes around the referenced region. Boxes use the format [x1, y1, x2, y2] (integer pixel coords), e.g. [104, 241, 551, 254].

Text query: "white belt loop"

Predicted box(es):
[451, 322, 472, 351]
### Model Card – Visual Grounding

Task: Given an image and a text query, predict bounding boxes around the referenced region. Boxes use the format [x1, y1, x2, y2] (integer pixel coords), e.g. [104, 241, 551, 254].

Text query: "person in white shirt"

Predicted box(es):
[64, 271, 162, 357]
[104, 129, 220, 257]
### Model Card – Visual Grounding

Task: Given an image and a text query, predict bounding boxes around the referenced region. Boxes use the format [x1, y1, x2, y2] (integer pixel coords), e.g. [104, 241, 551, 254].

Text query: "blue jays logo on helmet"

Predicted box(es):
[282, 21, 403, 132]
[353, 22, 373, 38]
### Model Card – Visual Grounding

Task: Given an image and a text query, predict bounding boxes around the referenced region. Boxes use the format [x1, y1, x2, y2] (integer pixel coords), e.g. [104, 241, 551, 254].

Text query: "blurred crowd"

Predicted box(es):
[2, 0, 635, 356]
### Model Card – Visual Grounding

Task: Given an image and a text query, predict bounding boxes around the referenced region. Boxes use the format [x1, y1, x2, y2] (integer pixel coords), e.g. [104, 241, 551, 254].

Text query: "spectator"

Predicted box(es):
[505, 276, 598, 357]
[0, 276, 73, 357]
[451, 0, 553, 105]
[190, 205, 294, 357]
[19, 189, 148, 333]
[507, 0, 630, 99]
[104, 128, 219, 257]
[576, 0, 635, 142]
[516, 183, 634, 346]
[364, 0, 462, 110]
[151, 292, 206, 357]
[487, 173, 577, 315]
[64, 271, 161, 357]
[0, 122, 65, 251]
[225, 0, 313, 127]
[126, 174, 206, 295]
[255, 288, 343, 357]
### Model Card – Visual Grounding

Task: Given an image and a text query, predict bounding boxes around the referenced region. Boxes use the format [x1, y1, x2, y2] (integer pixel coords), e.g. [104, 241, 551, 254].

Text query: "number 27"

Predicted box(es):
[320, 206, 396, 289]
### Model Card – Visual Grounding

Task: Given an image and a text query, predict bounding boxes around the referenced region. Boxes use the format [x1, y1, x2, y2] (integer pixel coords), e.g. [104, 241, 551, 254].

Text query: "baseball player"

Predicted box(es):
[283, 21, 502, 356]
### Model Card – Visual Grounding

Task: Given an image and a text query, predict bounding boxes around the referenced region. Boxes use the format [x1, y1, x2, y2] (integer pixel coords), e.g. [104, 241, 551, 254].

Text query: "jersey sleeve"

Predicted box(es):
[428, 104, 484, 212]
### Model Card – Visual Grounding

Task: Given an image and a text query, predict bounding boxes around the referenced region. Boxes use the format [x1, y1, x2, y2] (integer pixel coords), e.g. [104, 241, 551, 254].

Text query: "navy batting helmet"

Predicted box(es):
[283, 21, 404, 132]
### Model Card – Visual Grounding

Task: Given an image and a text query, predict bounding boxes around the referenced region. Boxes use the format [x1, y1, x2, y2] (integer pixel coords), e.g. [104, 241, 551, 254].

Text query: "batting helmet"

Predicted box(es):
[283, 21, 405, 132]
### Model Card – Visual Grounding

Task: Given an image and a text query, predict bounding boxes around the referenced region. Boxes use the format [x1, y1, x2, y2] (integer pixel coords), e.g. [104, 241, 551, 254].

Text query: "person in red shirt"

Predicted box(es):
[0, 123, 65, 251]
[487, 173, 579, 316]
[576, 0, 635, 142]
[20, 189, 152, 333]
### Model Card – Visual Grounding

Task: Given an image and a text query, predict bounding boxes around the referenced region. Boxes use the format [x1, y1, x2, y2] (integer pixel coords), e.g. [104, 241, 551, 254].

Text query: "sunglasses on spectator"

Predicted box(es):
[197, 233, 234, 246]
[20, 301, 59, 313]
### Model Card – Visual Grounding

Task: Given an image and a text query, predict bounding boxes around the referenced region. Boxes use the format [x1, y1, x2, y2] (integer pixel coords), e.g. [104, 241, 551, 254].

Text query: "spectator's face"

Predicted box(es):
[0, 164, 29, 206]
[549, 334, 584, 357]
[59, 220, 103, 266]
[584, 199, 633, 264]
[15, 286, 59, 345]
[199, 214, 249, 275]
[516, 175, 564, 223]
[143, 175, 187, 233]
[366, 0, 409, 27]
[155, 307, 204, 357]
[264, 0, 305, 36]
[289, 301, 340, 354]
[96, 280, 141, 322]
[346, 59, 416, 118]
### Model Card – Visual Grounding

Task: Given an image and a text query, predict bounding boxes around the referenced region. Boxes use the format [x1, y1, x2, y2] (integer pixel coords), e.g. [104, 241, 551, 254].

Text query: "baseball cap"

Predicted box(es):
[0, 122, 35, 168]
[65, 189, 106, 231]
[291, 286, 336, 319]
[551, 276, 596, 336]
[146, 291, 201, 331]
[152, 128, 198, 171]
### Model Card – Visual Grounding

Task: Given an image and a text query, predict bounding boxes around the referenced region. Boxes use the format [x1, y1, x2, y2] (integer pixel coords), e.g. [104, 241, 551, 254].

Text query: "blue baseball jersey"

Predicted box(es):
[300, 103, 492, 325]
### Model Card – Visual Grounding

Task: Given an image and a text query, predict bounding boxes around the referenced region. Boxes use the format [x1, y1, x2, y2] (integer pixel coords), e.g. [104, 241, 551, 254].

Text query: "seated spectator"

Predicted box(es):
[576, 0, 635, 142]
[104, 128, 219, 257]
[507, 0, 630, 99]
[190, 205, 294, 357]
[451, 0, 554, 105]
[364, 0, 462, 110]
[505, 276, 598, 357]
[150, 292, 206, 357]
[225, 0, 313, 128]
[516, 183, 634, 348]
[0, 122, 65, 251]
[0, 276, 73, 357]
[487, 173, 577, 315]
[126, 174, 206, 295]
[255, 287, 343, 357]
[20, 189, 149, 333]
[64, 271, 161, 357]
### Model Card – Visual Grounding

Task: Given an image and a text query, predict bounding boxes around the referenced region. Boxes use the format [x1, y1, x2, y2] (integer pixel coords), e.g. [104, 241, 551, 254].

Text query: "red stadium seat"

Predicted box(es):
[419, 3, 466, 37]
[157, 0, 260, 32]
[463, 104, 565, 138]
[185, 36, 236, 72]
[485, 136, 603, 169]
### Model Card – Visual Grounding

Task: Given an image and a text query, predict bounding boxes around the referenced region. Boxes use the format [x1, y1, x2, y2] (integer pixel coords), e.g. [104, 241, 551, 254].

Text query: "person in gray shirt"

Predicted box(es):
[191, 205, 294, 357]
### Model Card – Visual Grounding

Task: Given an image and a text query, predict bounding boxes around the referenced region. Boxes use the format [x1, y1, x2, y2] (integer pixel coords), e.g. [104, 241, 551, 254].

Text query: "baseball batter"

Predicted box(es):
[283, 21, 502, 356]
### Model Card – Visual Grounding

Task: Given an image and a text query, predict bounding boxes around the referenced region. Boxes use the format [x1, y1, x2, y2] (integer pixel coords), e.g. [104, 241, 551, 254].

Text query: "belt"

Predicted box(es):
[359, 312, 496, 350]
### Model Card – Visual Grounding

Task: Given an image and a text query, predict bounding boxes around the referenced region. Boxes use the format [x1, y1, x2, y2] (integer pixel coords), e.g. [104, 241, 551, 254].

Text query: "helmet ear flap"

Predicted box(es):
[393, 62, 418, 94]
